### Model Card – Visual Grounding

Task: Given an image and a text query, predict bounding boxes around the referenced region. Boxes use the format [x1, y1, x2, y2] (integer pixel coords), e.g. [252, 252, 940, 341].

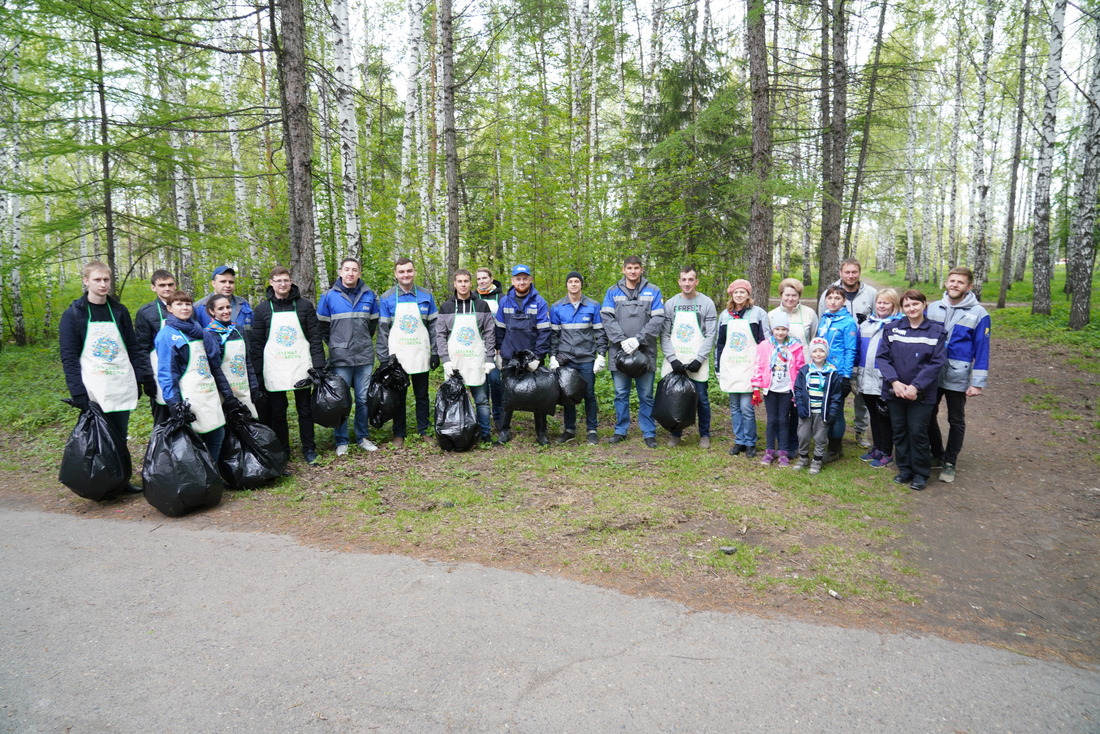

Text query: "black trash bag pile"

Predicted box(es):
[142, 402, 224, 517]
[503, 350, 559, 414]
[653, 371, 698, 432]
[219, 398, 285, 489]
[367, 358, 410, 428]
[615, 344, 649, 378]
[434, 372, 479, 452]
[58, 400, 132, 501]
[555, 366, 587, 407]
[294, 367, 352, 428]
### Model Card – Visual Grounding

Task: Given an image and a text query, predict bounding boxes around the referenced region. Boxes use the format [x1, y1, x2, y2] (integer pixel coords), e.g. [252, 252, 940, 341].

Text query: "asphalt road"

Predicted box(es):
[2, 508, 1097, 733]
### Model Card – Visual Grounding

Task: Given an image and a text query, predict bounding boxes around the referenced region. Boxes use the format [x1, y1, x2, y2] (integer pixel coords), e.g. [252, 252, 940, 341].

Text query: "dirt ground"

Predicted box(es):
[3, 336, 1098, 668]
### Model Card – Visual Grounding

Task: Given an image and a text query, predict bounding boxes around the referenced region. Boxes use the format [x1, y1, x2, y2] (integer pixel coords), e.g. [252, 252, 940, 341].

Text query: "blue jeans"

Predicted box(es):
[729, 392, 757, 447]
[561, 359, 598, 434]
[199, 426, 225, 463]
[487, 367, 503, 424]
[612, 369, 656, 438]
[671, 378, 711, 438]
[332, 364, 373, 446]
[468, 382, 491, 440]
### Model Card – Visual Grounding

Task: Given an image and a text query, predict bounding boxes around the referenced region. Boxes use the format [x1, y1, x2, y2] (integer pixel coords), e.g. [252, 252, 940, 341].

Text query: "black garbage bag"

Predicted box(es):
[434, 372, 479, 452]
[503, 350, 559, 414]
[294, 367, 352, 428]
[653, 372, 698, 432]
[142, 402, 223, 517]
[219, 398, 285, 489]
[58, 400, 132, 501]
[555, 366, 587, 407]
[615, 344, 649, 378]
[367, 358, 410, 429]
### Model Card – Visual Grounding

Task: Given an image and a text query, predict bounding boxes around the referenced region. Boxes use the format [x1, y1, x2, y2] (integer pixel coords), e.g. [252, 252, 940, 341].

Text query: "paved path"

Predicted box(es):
[2, 508, 1097, 732]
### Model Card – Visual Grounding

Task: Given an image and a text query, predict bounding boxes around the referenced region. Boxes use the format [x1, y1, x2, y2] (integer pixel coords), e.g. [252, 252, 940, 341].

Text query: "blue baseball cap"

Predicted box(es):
[511, 264, 531, 276]
[212, 265, 236, 279]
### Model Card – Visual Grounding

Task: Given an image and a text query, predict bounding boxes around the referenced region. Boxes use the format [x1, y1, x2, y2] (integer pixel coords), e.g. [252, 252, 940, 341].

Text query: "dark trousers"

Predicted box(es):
[262, 388, 316, 458]
[150, 398, 171, 426]
[501, 410, 548, 440]
[394, 371, 430, 437]
[888, 399, 936, 481]
[862, 393, 894, 456]
[763, 391, 791, 452]
[785, 401, 800, 455]
[561, 359, 598, 434]
[487, 367, 503, 424]
[103, 410, 133, 480]
[828, 379, 853, 439]
[928, 388, 967, 465]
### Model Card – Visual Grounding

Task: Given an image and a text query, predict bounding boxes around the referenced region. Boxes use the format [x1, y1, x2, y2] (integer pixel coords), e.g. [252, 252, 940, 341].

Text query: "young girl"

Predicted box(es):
[751, 312, 805, 467]
[716, 279, 770, 458]
[854, 289, 902, 468]
[205, 294, 262, 419]
[815, 285, 858, 462]
[793, 338, 844, 474]
[156, 291, 232, 460]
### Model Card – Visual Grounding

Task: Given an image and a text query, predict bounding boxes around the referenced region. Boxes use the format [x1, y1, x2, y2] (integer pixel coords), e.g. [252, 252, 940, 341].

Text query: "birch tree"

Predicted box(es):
[332, 0, 362, 260]
[1066, 22, 1100, 330]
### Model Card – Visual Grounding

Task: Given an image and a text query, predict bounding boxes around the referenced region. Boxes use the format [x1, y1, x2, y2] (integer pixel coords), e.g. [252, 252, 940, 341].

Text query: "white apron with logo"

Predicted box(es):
[148, 301, 168, 405]
[80, 305, 138, 412]
[718, 317, 757, 393]
[263, 306, 312, 391]
[785, 307, 810, 348]
[391, 299, 431, 374]
[448, 311, 487, 387]
[179, 339, 225, 434]
[661, 309, 710, 381]
[220, 332, 258, 418]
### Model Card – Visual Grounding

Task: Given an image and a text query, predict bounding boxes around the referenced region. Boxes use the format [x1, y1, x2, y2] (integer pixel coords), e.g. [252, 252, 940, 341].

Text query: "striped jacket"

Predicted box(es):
[316, 279, 379, 367]
[549, 295, 606, 363]
[601, 277, 665, 372]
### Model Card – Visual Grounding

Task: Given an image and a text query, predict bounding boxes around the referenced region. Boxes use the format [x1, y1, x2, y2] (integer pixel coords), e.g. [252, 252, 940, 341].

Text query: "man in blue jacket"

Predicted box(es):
[495, 264, 552, 446]
[926, 267, 991, 483]
[195, 265, 254, 333]
[550, 271, 606, 444]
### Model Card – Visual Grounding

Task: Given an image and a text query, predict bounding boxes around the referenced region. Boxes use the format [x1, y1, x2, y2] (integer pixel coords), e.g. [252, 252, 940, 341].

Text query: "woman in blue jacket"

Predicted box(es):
[815, 285, 858, 461]
[205, 294, 262, 419]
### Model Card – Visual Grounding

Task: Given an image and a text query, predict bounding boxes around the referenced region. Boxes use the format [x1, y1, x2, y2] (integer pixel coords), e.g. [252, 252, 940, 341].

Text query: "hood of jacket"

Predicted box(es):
[940, 290, 979, 310]
[265, 283, 302, 304]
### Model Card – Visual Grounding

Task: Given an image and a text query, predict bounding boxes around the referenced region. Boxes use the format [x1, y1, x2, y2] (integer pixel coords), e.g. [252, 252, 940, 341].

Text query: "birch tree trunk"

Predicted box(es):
[904, 82, 918, 283]
[332, 0, 362, 260]
[396, 0, 424, 253]
[1031, 0, 1066, 316]
[817, 0, 846, 293]
[220, 53, 260, 289]
[1066, 23, 1100, 330]
[947, 31, 963, 268]
[92, 26, 119, 291]
[970, 0, 996, 298]
[2, 45, 25, 345]
[997, 0, 1031, 308]
[440, 0, 460, 274]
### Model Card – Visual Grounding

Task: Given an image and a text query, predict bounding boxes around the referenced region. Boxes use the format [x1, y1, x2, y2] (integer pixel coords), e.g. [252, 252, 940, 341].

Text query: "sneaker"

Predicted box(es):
[304, 449, 319, 465]
[608, 434, 628, 445]
[392, 436, 405, 449]
[892, 473, 913, 485]
[587, 431, 599, 445]
[808, 458, 823, 475]
[793, 455, 810, 470]
[358, 438, 378, 452]
[870, 453, 893, 468]
[644, 437, 658, 449]
[728, 444, 744, 456]
[860, 447, 880, 462]
[939, 462, 956, 483]
[760, 449, 775, 466]
[910, 476, 928, 491]
[857, 432, 872, 448]
[744, 445, 757, 459]
[495, 429, 511, 446]
[699, 436, 711, 449]
[536, 434, 550, 447]
[776, 451, 790, 467]
[335, 444, 348, 457]
[667, 435, 682, 447]
[557, 431, 576, 444]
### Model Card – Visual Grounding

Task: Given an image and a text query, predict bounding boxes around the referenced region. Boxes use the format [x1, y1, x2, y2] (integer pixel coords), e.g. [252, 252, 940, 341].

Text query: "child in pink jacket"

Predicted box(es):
[751, 312, 806, 466]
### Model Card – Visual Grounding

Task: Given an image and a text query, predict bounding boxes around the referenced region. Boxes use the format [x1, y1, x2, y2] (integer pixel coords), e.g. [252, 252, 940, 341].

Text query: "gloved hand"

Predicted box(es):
[593, 355, 606, 374]
[686, 359, 703, 373]
[840, 376, 851, 395]
[549, 356, 560, 370]
[484, 361, 495, 375]
[621, 337, 640, 354]
[443, 361, 454, 375]
[389, 355, 399, 367]
[526, 360, 540, 373]
[251, 388, 266, 406]
[751, 388, 763, 406]
[70, 393, 90, 410]
[223, 396, 247, 414]
[494, 354, 503, 370]
[430, 354, 440, 371]
[670, 358, 686, 374]
[143, 380, 158, 398]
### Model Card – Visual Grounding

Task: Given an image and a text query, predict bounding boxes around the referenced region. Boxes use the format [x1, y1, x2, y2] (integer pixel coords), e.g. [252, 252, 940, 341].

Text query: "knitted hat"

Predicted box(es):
[728, 278, 752, 296]
[770, 311, 790, 330]
[809, 337, 830, 357]
[566, 270, 584, 284]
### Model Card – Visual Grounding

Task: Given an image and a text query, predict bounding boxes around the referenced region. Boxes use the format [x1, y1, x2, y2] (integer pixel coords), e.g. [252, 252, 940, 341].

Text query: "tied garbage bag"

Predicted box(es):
[615, 344, 649, 378]
[434, 372, 479, 452]
[295, 367, 352, 428]
[653, 371, 697, 432]
[503, 350, 559, 414]
[142, 402, 224, 517]
[555, 366, 587, 407]
[58, 400, 132, 501]
[219, 398, 285, 489]
[367, 359, 410, 429]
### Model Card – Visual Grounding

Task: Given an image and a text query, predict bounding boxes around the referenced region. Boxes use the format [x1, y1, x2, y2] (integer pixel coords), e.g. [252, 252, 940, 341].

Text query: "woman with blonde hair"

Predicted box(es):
[854, 288, 903, 468]
[769, 278, 818, 348]
[716, 279, 770, 457]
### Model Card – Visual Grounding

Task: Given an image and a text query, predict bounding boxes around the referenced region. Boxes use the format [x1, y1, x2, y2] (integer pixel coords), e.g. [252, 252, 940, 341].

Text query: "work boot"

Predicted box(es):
[536, 432, 550, 446]
[744, 445, 757, 459]
[824, 437, 843, 463]
[728, 444, 744, 456]
[534, 413, 549, 446]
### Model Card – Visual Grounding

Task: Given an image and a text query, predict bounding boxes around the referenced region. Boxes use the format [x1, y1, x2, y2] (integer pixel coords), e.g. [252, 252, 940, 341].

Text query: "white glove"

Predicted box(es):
[549, 356, 560, 370]
[442, 361, 454, 375]
[526, 360, 540, 373]
[485, 361, 495, 375]
[593, 355, 606, 374]
[494, 354, 502, 370]
[621, 337, 640, 354]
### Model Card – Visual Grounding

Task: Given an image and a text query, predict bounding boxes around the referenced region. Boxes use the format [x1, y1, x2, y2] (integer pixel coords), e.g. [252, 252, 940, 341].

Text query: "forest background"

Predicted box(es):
[1, 0, 1099, 346]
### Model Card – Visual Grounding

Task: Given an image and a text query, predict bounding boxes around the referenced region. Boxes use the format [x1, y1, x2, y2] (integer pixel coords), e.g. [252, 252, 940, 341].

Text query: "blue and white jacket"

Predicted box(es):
[853, 313, 903, 396]
[815, 308, 858, 378]
[376, 284, 438, 363]
[155, 316, 233, 406]
[495, 285, 551, 360]
[926, 291, 990, 392]
[601, 277, 665, 372]
[875, 318, 947, 405]
[550, 295, 606, 363]
[317, 279, 379, 368]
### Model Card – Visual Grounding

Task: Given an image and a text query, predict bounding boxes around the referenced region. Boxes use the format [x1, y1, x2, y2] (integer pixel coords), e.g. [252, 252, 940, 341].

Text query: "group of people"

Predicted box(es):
[59, 255, 989, 492]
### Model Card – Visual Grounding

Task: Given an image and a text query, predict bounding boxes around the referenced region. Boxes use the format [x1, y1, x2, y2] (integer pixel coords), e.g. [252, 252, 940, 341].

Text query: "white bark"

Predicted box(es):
[970, 0, 996, 296]
[220, 52, 259, 287]
[1031, 0, 1066, 314]
[396, 0, 425, 251]
[332, 0, 362, 260]
[1066, 22, 1100, 329]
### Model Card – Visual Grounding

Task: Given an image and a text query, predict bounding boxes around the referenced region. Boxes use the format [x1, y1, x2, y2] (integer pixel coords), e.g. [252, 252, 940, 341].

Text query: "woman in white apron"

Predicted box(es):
[204, 295, 261, 419]
[155, 292, 230, 460]
[716, 279, 770, 458]
[58, 260, 152, 496]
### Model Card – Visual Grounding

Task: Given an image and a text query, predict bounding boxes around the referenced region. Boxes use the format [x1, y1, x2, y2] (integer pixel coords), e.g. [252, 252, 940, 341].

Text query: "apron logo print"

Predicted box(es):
[398, 314, 421, 334]
[675, 323, 695, 342]
[92, 336, 121, 362]
[228, 354, 246, 377]
[729, 332, 749, 351]
[455, 326, 477, 346]
[275, 325, 298, 347]
[196, 355, 212, 379]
